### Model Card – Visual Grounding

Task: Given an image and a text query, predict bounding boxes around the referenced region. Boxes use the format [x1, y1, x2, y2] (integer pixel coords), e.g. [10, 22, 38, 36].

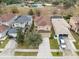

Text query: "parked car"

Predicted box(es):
[60, 43, 66, 49]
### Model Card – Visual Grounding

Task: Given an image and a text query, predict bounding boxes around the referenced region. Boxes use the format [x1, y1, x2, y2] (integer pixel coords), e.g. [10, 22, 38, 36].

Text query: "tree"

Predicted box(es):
[24, 31, 42, 48]
[30, 20, 35, 32]
[52, 0, 60, 6]
[61, 0, 76, 9]
[28, 9, 34, 15]
[36, 9, 41, 16]
[0, 8, 3, 15]
[11, 6, 19, 14]
[63, 14, 72, 20]
[16, 28, 24, 45]
[3, 0, 21, 5]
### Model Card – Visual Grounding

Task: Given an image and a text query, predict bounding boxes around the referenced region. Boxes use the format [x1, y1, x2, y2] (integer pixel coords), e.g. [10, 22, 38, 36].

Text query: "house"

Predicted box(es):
[31, 3, 43, 8]
[69, 16, 79, 32]
[51, 16, 69, 39]
[0, 24, 9, 39]
[0, 13, 18, 26]
[34, 16, 51, 32]
[7, 28, 17, 38]
[13, 15, 32, 28]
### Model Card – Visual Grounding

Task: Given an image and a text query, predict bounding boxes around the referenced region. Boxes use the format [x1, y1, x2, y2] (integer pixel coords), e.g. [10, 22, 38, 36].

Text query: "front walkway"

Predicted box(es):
[37, 37, 52, 58]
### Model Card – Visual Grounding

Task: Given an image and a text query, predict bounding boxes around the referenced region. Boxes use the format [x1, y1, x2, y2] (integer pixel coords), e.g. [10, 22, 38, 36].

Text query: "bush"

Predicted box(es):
[63, 14, 72, 20]
[28, 9, 34, 15]
[11, 6, 19, 14]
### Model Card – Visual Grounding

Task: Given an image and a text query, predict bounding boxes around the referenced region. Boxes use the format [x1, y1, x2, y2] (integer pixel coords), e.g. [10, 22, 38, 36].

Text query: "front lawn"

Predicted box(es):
[51, 52, 63, 56]
[49, 39, 59, 49]
[0, 36, 9, 48]
[76, 52, 79, 56]
[74, 42, 79, 49]
[70, 30, 79, 49]
[15, 52, 38, 56]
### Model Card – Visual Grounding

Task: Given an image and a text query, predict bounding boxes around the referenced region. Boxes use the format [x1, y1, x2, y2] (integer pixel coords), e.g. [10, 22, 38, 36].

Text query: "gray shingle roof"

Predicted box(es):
[15, 15, 32, 24]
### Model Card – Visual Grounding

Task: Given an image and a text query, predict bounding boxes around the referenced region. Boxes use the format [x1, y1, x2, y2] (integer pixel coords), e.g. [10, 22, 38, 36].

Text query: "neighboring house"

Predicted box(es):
[13, 15, 32, 28]
[34, 16, 51, 32]
[0, 13, 18, 26]
[69, 16, 79, 32]
[44, 3, 52, 6]
[31, 3, 43, 8]
[0, 24, 9, 39]
[7, 28, 17, 38]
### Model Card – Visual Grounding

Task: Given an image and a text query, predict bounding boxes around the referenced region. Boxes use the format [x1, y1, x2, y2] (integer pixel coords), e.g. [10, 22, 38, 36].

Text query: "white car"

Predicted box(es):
[60, 39, 65, 44]
[61, 43, 66, 49]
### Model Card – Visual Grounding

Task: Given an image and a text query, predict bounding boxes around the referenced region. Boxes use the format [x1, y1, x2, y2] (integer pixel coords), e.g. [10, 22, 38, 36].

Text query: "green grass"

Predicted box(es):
[17, 42, 38, 49]
[15, 52, 38, 56]
[74, 42, 79, 49]
[51, 52, 63, 56]
[70, 30, 79, 49]
[0, 36, 9, 48]
[76, 52, 79, 55]
[49, 39, 59, 49]
[49, 26, 59, 49]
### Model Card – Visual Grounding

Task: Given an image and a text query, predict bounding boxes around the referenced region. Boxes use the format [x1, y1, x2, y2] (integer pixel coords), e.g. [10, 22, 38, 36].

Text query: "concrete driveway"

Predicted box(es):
[37, 37, 52, 58]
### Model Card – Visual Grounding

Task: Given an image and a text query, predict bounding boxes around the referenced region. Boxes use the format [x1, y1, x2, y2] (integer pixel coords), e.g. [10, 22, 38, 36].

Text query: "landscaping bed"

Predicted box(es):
[15, 52, 38, 56]
[0, 36, 9, 48]
[17, 42, 39, 49]
[51, 52, 63, 56]
[49, 39, 59, 49]
[70, 30, 79, 49]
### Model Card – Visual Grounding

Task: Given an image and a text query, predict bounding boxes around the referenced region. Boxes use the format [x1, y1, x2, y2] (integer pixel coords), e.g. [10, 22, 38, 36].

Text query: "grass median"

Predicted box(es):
[15, 52, 38, 56]
[51, 52, 63, 56]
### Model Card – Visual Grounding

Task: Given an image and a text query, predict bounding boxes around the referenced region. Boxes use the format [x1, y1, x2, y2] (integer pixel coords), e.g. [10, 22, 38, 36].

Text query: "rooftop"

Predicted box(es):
[0, 13, 16, 22]
[15, 15, 32, 24]
[51, 18, 69, 35]
[70, 16, 79, 23]
[0, 24, 8, 33]
[34, 16, 51, 26]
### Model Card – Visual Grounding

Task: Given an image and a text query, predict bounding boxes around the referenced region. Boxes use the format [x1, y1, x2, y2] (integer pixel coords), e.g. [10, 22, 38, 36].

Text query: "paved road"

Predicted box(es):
[37, 37, 52, 58]
[0, 39, 17, 56]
